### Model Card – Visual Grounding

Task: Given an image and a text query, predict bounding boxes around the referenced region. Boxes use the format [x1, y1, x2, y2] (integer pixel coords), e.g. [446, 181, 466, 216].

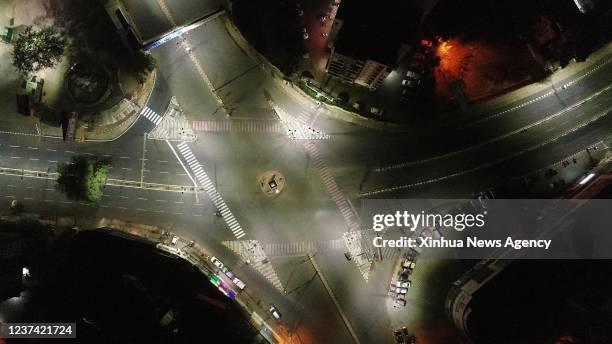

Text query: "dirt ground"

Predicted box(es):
[433, 38, 541, 103]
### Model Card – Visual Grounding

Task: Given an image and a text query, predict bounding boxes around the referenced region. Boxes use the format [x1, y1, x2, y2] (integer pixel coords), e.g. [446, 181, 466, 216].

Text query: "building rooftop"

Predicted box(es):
[334, 0, 423, 66]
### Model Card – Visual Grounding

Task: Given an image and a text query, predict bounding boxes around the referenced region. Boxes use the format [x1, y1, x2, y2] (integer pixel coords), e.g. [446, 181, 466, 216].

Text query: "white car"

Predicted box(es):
[395, 287, 408, 294]
[232, 277, 246, 290]
[211, 256, 224, 269]
[171, 236, 179, 245]
[268, 304, 282, 319]
[399, 280, 411, 289]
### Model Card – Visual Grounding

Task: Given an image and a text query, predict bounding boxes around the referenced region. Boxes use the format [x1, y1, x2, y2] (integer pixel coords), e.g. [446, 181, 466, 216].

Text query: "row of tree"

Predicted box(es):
[56, 156, 111, 203]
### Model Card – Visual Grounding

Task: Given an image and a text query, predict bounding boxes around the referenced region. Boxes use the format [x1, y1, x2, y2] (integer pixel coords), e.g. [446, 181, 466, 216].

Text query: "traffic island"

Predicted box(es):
[259, 171, 286, 196]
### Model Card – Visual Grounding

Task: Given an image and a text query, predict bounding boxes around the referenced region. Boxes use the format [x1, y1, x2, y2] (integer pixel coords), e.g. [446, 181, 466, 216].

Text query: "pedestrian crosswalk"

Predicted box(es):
[223, 240, 284, 292]
[304, 142, 360, 232]
[177, 142, 246, 239]
[377, 245, 404, 261]
[303, 141, 371, 281]
[191, 120, 284, 133]
[149, 116, 196, 141]
[267, 100, 330, 140]
[140, 106, 163, 126]
[296, 110, 312, 125]
[226, 239, 348, 257]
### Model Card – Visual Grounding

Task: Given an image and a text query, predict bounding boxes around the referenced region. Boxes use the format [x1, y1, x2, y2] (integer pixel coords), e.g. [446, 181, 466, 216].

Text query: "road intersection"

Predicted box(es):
[0, 0, 611, 342]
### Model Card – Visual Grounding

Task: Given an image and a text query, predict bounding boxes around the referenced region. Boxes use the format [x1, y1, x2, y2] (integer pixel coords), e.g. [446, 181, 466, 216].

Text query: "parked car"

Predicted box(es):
[402, 258, 416, 271]
[394, 329, 405, 343]
[302, 28, 309, 39]
[268, 304, 282, 319]
[408, 60, 424, 72]
[370, 107, 384, 116]
[232, 277, 246, 290]
[211, 256, 224, 269]
[171, 235, 179, 245]
[395, 287, 408, 294]
[405, 70, 421, 80]
[402, 79, 420, 87]
[394, 299, 407, 307]
[399, 280, 411, 289]
[222, 266, 234, 279]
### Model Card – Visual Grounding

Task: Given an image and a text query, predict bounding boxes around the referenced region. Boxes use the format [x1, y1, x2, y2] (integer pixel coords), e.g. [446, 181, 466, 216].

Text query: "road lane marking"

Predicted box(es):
[47, 149, 57, 152]
[65, 150, 75, 154]
[27, 147, 38, 150]
[47, 160, 57, 163]
[362, 109, 612, 196]
[377, 83, 612, 172]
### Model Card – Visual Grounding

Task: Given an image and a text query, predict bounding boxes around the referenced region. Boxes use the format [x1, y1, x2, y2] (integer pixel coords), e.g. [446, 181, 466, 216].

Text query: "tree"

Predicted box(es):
[12, 26, 65, 75]
[125, 51, 156, 84]
[56, 156, 110, 203]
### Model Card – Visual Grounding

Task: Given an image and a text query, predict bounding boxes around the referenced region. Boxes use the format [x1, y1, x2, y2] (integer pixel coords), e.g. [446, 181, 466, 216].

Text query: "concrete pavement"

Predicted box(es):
[0, 0, 611, 343]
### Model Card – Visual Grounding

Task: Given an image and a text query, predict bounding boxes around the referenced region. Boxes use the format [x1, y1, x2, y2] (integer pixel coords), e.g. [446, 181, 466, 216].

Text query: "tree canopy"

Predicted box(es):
[12, 26, 66, 75]
[56, 156, 111, 203]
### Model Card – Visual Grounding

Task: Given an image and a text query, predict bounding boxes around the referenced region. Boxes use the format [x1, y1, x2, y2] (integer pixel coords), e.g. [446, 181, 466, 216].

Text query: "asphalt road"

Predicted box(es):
[0, 1, 611, 343]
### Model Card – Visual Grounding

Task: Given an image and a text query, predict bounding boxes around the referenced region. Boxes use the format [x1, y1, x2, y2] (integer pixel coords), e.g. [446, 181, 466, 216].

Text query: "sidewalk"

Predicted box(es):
[223, 15, 402, 132]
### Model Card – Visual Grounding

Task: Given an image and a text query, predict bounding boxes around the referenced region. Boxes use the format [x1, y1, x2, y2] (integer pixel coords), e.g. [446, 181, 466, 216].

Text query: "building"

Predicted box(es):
[325, 0, 423, 90]
[0, 231, 29, 300]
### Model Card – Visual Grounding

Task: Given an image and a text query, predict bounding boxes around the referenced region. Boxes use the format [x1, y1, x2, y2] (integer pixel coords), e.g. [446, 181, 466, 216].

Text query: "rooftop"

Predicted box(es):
[334, 0, 423, 66]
